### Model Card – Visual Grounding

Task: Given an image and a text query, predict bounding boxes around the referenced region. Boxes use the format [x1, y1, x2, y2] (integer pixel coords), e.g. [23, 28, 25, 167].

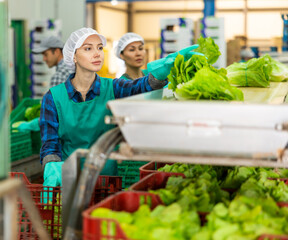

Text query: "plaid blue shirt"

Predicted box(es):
[50, 60, 71, 87]
[40, 73, 163, 164]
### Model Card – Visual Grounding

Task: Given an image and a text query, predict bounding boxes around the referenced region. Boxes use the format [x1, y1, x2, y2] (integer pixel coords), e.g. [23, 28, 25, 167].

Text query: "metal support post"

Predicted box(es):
[203, 0, 215, 17]
[282, 14, 288, 51]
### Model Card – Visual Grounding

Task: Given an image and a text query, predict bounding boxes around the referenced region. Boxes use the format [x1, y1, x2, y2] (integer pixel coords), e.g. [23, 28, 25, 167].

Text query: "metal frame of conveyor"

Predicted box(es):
[62, 127, 123, 240]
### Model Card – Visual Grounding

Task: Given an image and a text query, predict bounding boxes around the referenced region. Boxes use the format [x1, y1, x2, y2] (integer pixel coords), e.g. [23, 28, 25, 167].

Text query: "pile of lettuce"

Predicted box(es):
[25, 103, 41, 121]
[168, 37, 244, 101]
[158, 163, 229, 182]
[226, 54, 288, 87]
[191, 168, 288, 240]
[220, 166, 288, 190]
[151, 172, 230, 213]
[90, 164, 288, 239]
[91, 203, 201, 240]
[192, 195, 288, 240]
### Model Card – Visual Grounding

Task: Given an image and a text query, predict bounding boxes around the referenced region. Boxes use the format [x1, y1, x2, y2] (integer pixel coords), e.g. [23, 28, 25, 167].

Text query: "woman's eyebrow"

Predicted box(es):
[82, 43, 92, 47]
[82, 43, 103, 47]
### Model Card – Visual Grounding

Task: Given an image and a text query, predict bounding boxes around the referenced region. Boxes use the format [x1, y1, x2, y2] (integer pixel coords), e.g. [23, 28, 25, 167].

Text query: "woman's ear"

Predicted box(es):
[119, 52, 124, 60]
[73, 55, 77, 63]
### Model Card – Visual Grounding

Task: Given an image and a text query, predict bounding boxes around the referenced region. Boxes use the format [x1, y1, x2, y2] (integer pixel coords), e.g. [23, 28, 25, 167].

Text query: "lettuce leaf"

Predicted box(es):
[25, 104, 41, 121]
[168, 54, 209, 91]
[194, 36, 221, 65]
[174, 67, 244, 101]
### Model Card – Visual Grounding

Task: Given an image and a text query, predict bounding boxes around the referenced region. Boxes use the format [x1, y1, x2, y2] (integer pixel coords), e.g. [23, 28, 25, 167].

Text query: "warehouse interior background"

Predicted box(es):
[2, 1, 288, 239]
[7, 0, 288, 105]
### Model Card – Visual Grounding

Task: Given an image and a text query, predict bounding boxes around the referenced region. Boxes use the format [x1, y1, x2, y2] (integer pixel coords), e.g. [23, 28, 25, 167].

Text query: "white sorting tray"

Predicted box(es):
[107, 88, 288, 158]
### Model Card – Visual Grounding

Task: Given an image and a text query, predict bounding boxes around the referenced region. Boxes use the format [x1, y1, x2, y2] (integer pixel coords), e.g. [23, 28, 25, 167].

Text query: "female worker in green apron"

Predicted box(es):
[40, 27, 201, 187]
[115, 32, 148, 80]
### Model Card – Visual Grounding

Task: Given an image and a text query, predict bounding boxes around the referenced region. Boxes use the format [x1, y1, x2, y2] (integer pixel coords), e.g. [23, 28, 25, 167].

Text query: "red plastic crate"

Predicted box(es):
[268, 178, 288, 184]
[258, 234, 288, 240]
[82, 191, 163, 240]
[91, 175, 122, 204]
[129, 172, 185, 191]
[10, 172, 122, 239]
[139, 162, 172, 179]
[129, 172, 209, 225]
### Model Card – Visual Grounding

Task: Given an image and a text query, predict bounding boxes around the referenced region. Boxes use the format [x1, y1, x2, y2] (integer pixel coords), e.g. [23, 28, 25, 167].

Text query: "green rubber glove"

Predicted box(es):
[43, 162, 64, 187]
[17, 117, 40, 132]
[147, 44, 203, 80]
[43, 161, 63, 204]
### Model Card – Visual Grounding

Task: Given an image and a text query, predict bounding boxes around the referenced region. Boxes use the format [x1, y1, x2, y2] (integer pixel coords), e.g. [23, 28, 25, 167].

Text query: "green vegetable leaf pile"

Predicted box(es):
[25, 103, 41, 121]
[192, 195, 288, 240]
[226, 54, 272, 87]
[90, 164, 288, 240]
[158, 163, 229, 182]
[91, 203, 201, 240]
[174, 67, 244, 101]
[151, 173, 230, 212]
[194, 36, 221, 65]
[167, 37, 243, 101]
[264, 54, 288, 82]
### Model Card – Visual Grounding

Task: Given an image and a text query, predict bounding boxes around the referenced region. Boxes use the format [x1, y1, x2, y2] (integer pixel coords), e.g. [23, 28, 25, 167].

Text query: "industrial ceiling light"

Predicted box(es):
[111, 0, 118, 6]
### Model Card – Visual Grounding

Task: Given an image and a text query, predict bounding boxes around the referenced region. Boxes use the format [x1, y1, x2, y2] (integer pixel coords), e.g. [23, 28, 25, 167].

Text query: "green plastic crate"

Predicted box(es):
[117, 161, 149, 188]
[31, 131, 41, 155]
[10, 98, 40, 124]
[10, 98, 41, 161]
[10, 131, 32, 162]
[121, 175, 140, 189]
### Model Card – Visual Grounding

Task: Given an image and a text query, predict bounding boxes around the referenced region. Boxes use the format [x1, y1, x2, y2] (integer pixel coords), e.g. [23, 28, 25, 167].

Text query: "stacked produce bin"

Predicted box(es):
[10, 171, 122, 239]
[196, 16, 226, 68]
[160, 17, 194, 58]
[83, 162, 288, 240]
[117, 160, 149, 189]
[10, 98, 41, 161]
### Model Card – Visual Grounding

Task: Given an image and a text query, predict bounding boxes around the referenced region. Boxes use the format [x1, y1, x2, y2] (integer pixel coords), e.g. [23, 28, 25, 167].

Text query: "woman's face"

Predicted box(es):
[120, 41, 145, 69]
[74, 34, 104, 72]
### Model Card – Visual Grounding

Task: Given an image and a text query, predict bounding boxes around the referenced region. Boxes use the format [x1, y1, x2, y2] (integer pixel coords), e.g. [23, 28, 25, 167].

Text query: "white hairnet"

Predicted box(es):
[63, 27, 107, 72]
[240, 48, 255, 58]
[115, 32, 144, 59]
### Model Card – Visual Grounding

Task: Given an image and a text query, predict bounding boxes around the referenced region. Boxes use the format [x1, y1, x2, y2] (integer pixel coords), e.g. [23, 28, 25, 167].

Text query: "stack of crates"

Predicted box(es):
[117, 161, 149, 189]
[10, 172, 122, 239]
[160, 18, 194, 58]
[10, 98, 41, 161]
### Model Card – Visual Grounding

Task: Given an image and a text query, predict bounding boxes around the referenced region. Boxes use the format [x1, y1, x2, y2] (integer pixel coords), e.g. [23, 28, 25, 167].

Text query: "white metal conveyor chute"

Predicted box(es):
[106, 88, 288, 160]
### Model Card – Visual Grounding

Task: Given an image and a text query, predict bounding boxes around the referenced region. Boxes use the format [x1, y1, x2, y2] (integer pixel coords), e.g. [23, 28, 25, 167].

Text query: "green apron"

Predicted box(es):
[50, 77, 117, 176]
[120, 69, 149, 80]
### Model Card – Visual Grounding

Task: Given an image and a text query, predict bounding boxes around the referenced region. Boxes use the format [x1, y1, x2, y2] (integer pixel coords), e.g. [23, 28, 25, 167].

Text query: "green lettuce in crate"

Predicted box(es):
[24, 103, 41, 121]
[238, 176, 288, 203]
[151, 172, 230, 212]
[226, 54, 272, 87]
[158, 163, 229, 182]
[91, 203, 201, 240]
[192, 195, 288, 240]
